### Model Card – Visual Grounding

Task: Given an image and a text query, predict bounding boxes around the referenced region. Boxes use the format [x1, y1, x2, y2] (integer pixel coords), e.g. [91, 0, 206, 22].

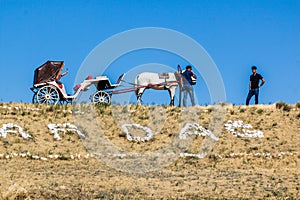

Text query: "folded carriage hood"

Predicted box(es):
[33, 61, 64, 85]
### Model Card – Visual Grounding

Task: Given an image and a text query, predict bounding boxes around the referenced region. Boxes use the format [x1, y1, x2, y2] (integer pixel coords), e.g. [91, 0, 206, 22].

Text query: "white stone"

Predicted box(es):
[47, 123, 85, 140]
[0, 123, 32, 139]
[224, 120, 264, 138]
[122, 124, 153, 142]
[20, 153, 27, 158]
[179, 123, 218, 141]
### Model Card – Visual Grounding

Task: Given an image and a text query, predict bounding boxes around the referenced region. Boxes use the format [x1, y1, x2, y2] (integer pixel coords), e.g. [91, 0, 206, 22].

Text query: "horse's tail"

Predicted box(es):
[134, 75, 139, 97]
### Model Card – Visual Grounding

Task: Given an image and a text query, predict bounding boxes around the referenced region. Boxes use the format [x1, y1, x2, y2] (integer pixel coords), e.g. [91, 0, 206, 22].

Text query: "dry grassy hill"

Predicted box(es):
[0, 102, 299, 199]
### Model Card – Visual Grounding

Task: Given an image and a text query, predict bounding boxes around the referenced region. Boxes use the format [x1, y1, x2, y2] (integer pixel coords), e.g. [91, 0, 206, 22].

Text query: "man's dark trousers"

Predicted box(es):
[246, 88, 259, 105]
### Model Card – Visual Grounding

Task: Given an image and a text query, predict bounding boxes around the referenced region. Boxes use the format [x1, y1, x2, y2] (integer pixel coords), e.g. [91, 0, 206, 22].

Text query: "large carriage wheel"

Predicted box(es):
[92, 91, 111, 105]
[36, 85, 60, 104]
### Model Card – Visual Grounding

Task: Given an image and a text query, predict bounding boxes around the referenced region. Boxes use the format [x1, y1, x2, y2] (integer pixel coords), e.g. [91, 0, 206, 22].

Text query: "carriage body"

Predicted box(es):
[31, 61, 71, 104]
[87, 74, 125, 104]
[31, 60, 125, 105]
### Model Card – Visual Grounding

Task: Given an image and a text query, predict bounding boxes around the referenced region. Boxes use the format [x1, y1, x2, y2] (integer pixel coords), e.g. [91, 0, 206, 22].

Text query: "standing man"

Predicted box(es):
[246, 66, 265, 105]
[181, 65, 197, 107]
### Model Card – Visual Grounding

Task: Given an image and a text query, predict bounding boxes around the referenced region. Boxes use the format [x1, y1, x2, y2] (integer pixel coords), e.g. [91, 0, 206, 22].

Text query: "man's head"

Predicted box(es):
[186, 65, 192, 71]
[251, 66, 257, 73]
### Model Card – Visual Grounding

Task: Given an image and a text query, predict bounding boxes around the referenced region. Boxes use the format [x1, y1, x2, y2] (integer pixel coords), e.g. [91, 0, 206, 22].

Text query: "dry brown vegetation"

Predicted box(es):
[0, 102, 299, 199]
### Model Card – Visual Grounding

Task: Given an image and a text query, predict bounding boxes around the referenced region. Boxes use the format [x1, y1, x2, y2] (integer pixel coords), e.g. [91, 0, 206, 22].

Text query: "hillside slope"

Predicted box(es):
[0, 103, 299, 199]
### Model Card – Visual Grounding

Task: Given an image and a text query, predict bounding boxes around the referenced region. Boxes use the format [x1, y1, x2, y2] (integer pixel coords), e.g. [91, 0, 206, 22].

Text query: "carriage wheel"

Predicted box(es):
[36, 85, 60, 104]
[92, 91, 111, 105]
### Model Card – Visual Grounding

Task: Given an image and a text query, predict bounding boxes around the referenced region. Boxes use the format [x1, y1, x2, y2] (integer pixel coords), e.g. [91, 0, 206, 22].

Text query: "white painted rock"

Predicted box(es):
[179, 123, 218, 141]
[47, 123, 85, 140]
[122, 124, 153, 142]
[224, 120, 264, 138]
[0, 123, 32, 139]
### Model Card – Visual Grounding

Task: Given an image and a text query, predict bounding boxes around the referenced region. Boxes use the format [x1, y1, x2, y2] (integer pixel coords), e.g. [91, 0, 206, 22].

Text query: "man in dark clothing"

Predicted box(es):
[181, 65, 197, 107]
[246, 66, 265, 105]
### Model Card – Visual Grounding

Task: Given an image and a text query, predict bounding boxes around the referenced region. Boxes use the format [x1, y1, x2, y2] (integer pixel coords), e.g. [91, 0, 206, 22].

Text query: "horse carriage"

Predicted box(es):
[31, 61, 188, 106]
[30, 61, 124, 105]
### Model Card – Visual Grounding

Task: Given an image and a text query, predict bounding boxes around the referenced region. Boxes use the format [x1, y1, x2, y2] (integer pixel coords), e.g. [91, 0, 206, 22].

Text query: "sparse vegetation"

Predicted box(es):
[283, 105, 292, 112]
[257, 109, 264, 114]
[240, 108, 246, 113]
[276, 101, 292, 112]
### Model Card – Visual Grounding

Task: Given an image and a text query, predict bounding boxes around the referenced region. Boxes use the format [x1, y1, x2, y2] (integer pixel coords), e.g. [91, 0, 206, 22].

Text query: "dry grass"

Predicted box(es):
[0, 102, 299, 199]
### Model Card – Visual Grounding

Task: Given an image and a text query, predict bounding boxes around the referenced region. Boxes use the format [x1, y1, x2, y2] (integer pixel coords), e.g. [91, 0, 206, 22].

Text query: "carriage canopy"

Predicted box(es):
[33, 61, 64, 85]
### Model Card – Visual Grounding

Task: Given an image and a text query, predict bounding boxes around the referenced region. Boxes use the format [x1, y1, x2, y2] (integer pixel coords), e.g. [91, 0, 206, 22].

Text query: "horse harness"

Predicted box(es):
[158, 73, 171, 90]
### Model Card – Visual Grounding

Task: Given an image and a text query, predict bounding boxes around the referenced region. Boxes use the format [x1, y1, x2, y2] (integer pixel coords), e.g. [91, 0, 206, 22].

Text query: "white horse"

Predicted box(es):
[134, 72, 180, 106]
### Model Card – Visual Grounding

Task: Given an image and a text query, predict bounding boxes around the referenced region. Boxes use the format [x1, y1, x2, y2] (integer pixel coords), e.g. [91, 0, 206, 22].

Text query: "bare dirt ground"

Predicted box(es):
[0, 103, 299, 199]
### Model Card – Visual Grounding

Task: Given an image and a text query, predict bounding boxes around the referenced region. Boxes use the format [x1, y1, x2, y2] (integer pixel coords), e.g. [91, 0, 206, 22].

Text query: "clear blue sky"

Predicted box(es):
[0, 0, 299, 105]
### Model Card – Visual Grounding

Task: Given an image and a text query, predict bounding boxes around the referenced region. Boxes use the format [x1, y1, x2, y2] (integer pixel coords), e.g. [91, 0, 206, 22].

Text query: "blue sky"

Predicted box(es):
[0, 0, 299, 105]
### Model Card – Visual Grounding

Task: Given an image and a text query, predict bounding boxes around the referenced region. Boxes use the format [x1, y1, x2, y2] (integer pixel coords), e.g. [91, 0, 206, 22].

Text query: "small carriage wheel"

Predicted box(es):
[92, 91, 111, 105]
[36, 85, 60, 104]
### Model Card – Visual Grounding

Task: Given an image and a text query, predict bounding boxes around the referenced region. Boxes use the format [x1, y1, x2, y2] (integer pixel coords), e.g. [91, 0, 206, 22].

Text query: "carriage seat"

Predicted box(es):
[57, 82, 64, 89]
[73, 84, 81, 91]
[73, 75, 93, 91]
[55, 81, 67, 95]
[96, 73, 125, 90]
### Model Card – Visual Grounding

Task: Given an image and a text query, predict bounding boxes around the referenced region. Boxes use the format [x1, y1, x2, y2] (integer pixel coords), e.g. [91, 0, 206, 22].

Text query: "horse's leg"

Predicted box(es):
[137, 87, 146, 105]
[168, 86, 176, 106]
